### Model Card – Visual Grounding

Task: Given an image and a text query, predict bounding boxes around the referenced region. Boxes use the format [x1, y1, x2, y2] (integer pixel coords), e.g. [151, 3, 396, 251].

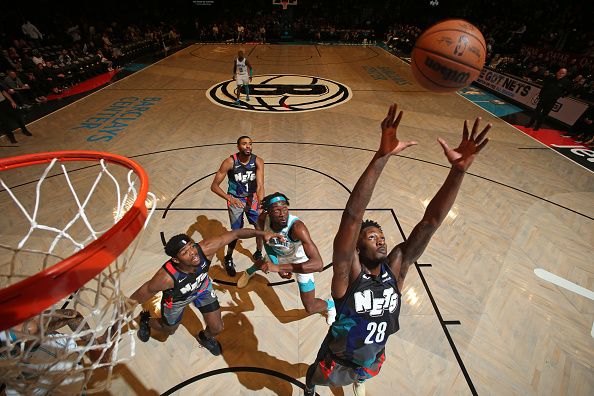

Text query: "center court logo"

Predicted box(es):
[207, 74, 352, 113]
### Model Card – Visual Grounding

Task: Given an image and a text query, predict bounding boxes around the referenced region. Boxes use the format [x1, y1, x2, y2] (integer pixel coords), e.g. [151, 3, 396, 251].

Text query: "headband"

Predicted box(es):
[268, 196, 287, 205]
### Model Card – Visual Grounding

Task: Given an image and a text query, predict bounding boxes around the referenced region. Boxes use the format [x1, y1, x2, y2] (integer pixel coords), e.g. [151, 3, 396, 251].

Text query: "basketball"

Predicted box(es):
[411, 19, 486, 93]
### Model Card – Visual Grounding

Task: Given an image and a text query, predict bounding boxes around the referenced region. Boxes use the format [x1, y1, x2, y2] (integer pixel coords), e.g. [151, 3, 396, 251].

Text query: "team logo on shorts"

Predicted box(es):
[207, 74, 352, 113]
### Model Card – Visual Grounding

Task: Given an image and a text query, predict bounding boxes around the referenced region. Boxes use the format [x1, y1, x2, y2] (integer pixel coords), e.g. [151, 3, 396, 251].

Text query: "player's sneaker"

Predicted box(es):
[224, 256, 236, 277]
[237, 271, 254, 288]
[353, 380, 366, 396]
[246, 95, 250, 101]
[303, 385, 316, 396]
[197, 331, 222, 356]
[137, 310, 151, 342]
[326, 305, 337, 325]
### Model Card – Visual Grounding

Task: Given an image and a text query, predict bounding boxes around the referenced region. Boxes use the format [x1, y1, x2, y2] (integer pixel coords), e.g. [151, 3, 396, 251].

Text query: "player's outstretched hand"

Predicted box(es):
[377, 103, 417, 157]
[278, 271, 293, 279]
[438, 117, 491, 172]
[263, 232, 286, 245]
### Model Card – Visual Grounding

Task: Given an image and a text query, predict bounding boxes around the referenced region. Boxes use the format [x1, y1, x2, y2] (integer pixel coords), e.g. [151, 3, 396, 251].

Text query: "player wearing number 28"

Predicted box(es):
[305, 104, 491, 396]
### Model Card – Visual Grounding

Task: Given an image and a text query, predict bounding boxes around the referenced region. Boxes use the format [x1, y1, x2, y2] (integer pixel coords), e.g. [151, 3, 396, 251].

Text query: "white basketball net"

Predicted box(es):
[0, 157, 156, 395]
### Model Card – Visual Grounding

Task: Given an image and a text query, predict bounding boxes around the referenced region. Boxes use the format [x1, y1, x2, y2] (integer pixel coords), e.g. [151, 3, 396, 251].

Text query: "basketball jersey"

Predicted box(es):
[161, 243, 211, 307]
[236, 58, 248, 76]
[263, 214, 307, 265]
[326, 263, 401, 368]
[227, 153, 257, 197]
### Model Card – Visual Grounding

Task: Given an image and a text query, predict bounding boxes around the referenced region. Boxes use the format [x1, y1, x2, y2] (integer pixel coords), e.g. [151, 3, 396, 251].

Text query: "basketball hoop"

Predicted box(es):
[273, 0, 295, 10]
[0, 151, 156, 394]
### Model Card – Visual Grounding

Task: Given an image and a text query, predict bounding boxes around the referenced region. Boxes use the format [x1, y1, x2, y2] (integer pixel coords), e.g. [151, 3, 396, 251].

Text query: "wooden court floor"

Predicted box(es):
[1, 44, 593, 395]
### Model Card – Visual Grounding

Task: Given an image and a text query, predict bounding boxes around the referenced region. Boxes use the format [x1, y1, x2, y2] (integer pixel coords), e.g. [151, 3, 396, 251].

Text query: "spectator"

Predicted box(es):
[237, 23, 245, 43]
[21, 20, 43, 46]
[526, 67, 571, 131]
[3, 70, 35, 107]
[0, 87, 32, 144]
[97, 50, 113, 71]
[31, 49, 46, 67]
[58, 49, 72, 66]
[67, 24, 82, 43]
[524, 65, 543, 82]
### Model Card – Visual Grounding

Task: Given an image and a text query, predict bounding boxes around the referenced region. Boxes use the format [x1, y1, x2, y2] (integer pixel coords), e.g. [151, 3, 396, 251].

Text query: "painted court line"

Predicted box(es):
[534, 268, 594, 338]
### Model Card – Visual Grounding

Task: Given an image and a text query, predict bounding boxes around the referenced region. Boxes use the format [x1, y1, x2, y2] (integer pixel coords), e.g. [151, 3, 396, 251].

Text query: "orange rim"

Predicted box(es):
[0, 151, 149, 330]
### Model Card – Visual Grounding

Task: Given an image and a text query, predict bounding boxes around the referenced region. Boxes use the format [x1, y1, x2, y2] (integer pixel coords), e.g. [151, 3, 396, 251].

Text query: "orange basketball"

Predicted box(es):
[411, 19, 486, 93]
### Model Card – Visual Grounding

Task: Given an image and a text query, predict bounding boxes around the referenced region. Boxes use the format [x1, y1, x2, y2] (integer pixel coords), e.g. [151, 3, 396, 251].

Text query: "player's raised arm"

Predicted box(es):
[391, 117, 491, 289]
[130, 270, 172, 305]
[331, 104, 416, 298]
[199, 228, 283, 258]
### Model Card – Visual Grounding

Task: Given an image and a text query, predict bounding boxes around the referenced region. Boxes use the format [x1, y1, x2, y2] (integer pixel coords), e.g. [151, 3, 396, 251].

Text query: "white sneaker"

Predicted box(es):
[237, 271, 254, 288]
[326, 305, 336, 325]
[353, 380, 366, 396]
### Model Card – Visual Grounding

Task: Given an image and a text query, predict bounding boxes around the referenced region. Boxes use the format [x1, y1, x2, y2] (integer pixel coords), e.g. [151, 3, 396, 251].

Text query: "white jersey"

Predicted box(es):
[264, 214, 307, 264]
[236, 58, 248, 76]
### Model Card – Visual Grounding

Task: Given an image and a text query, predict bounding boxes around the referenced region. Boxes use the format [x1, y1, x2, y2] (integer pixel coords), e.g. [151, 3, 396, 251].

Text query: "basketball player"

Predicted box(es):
[304, 104, 491, 396]
[211, 135, 265, 277]
[130, 229, 281, 356]
[237, 192, 337, 325]
[0, 309, 100, 395]
[232, 50, 253, 105]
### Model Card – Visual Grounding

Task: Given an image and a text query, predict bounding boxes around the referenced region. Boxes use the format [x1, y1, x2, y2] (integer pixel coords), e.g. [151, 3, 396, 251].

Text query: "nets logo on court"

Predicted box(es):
[207, 74, 352, 112]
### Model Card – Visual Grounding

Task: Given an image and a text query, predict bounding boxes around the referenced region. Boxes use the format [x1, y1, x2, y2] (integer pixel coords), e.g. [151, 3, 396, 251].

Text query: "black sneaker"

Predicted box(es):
[253, 250, 264, 262]
[137, 311, 151, 342]
[22, 129, 32, 136]
[224, 256, 236, 277]
[303, 385, 316, 396]
[197, 331, 222, 356]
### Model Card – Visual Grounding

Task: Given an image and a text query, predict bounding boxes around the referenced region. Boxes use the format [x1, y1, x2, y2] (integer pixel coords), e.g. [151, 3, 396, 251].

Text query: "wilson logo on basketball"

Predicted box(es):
[424, 57, 471, 84]
[207, 74, 352, 113]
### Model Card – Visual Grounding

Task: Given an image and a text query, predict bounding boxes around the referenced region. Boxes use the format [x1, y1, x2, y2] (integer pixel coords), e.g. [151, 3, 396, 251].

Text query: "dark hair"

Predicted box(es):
[237, 135, 251, 145]
[165, 234, 191, 257]
[262, 192, 290, 211]
[361, 219, 382, 232]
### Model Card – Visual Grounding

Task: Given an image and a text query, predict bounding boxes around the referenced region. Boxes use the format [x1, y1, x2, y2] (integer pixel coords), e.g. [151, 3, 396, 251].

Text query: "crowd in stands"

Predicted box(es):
[1, 0, 592, 144]
[195, 14, 375, 44]
[1, 19, 182, 111]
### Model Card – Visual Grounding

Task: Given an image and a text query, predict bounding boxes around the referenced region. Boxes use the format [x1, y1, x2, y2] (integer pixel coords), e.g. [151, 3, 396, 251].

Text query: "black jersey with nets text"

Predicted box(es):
[161, 243, 212, 307]
[326, 263, 401, 368]
[227, 153, 257, 197]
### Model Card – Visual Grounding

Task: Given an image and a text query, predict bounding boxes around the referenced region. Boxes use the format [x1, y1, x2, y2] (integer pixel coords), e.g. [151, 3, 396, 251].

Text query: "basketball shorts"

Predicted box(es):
[227, 194, 259, 229]
[161, 280, 219, 326]
[236, 74, 250, 86]
[307, 350, 385, 387]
